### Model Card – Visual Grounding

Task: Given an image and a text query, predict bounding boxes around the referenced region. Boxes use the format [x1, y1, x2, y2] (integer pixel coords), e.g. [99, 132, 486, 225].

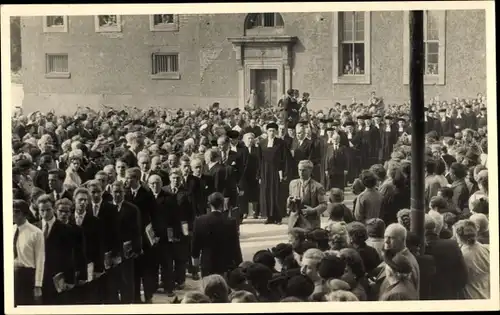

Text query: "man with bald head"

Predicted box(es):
[376, 223, 420, 299]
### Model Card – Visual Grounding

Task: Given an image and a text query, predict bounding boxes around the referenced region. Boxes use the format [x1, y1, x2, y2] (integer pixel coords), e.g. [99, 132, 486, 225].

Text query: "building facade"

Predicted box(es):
[20, 10, 486, 114]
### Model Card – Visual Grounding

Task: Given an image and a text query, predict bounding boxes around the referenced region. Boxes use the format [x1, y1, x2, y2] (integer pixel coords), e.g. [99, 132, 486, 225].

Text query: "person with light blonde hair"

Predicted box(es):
[200, 274, 230, 303]
[229, 290, 258, 303]
[325, 289, 359, 301]
[453, 219, 490, 299]
[64, 149, 83, 188]
[181, 291, 211, 303]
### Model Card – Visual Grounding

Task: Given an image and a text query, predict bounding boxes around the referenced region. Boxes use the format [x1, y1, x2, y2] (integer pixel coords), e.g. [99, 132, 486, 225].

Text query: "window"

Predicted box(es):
[151, 53, 180, 80]
[403, 10, 446, 85]
[45, 54, 70, 79]
[95, 15, 121, 32]
[246, 13, 284, 28]
[332, 12, 371, 84]
[42, 16, 68, 33]
[244, 13, 285, 35]
[149, 14, 179, 31]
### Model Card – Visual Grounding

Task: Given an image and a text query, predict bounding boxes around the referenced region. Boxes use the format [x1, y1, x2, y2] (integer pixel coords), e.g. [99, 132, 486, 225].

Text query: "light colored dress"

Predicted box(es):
[460, 242, 490, 299]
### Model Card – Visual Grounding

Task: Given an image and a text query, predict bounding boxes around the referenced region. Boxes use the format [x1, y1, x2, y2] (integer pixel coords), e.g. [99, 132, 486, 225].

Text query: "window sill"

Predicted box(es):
[150, 73, 181, 80]
[334, 75, 370, 85]
[45, 72, 71, 79]
[150, 25, 179, 32]
[403, 75, 445, 86]
[96, 27, 122, 33]
[43, 27, 68, 33]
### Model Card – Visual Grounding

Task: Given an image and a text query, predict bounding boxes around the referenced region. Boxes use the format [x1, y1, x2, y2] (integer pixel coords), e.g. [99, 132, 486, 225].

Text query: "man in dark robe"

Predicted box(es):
[380, 115, 398, 163]
[258, 122, 288, 225]
[343, 121, 362, 184]
[438, 109, 454, 137]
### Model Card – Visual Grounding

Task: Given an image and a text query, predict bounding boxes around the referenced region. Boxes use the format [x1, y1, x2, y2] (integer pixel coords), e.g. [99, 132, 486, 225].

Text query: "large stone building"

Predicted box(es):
[20, 10, 486, 113]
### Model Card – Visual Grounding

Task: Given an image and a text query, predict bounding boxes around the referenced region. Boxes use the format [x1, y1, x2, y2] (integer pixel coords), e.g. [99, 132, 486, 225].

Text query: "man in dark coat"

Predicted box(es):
[123, 167, 156, 304]
[282, 89, 300, 130]
[35, 195, 77, 305]
[424, 215, 468, 299]
[191, 192, 243, 277]
[437, 109, 454, 137]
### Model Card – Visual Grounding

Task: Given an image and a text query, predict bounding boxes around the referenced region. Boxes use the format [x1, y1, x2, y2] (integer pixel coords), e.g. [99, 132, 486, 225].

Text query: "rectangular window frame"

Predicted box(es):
[45, 53, 70, 79]
[332, 11, 371, 85]
[149, 14, 179, 32]
[403, 10, 446, 85]
[150, 52, 181, 80]
[94, 15, 122, 33]
[42, 16, 68, 33]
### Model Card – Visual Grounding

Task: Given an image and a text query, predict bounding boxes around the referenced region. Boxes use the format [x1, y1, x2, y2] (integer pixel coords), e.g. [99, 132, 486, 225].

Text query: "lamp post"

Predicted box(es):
[409, 11, 426, 254]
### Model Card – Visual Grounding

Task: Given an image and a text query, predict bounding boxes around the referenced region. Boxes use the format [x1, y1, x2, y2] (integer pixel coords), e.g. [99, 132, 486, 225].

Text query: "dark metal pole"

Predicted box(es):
[409, 11, 426, 255]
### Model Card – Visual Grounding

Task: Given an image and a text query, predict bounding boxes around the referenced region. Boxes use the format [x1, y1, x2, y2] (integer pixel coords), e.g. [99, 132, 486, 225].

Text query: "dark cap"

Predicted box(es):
[271, 243, 293, 259]
[266, 122, 279, 130]
[384, 252, 413, 274]
[89, 151, 103, 159]
[325, 127, 334, 132]
[343, 121, 355, 127]
[227, 130, 240, 139]
[210, 139, 218, 147]
[439, 108, 447, 113]
[332, 120, 341, 127]
[424, 107, 429, 111]
[384, 115, 393, 120]
[16, 159, 32, 169]
[397, 117, 406, 122]
[465, 104, 472, 108]
[480, 107, 487, 111]
[297, 119, 309, 126]
[373, 114, 382, 118]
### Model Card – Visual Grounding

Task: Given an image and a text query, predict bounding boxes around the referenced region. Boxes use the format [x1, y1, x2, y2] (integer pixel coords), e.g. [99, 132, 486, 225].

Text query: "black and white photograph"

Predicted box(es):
[2, 2, 499, 313]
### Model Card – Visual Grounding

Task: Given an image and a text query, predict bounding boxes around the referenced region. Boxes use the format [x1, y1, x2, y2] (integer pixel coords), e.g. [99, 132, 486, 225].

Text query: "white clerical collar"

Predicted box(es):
[131, 186, 140, 196]
[230, 144, 238, 152]
[208, 162, 217, 170]
[114, 201, 123, 211]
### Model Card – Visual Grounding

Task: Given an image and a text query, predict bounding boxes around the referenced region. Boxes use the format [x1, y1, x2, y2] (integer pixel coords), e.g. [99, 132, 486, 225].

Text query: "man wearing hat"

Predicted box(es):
[282, 89, 300, 130]
[463, 103, 478, 130]
[359, 114, 380, 169]
[342, 120, 361, 184]
[437, 108, 454, 137]
[477, 106, 487, 129]
[380, 115, 397, 163]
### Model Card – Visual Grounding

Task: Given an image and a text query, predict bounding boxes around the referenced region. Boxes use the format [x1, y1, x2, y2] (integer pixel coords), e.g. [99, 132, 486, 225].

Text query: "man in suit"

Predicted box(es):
[71, 188, 106, 303]
[192, 192, 243, 277]
[138, 153, 152, 184]
[325, 133, 348, 190]
[87, 179, 121, 303]
[121, 132, 144, 168]
[183, 157, 212, 217]
[110, 181, 142, 304]
[93, 171, 113, 203]
[287, 160, 327, 231]
[238, 133, 260, 220]
[282, 89, 300, 130]
[13, 199, 45, 306]
[123, 167, 156, 303]
[47, 169, 73, 201]
[150, 155, 170, 187]
[54, 197, 87, 304]
[35, 194, 77, 305]
[33, 154, 53, 193]
[438, 108, 454, 137]
[204, 148, 237, 218]
[424, 215, 468, 299]
[289, 126, 314, 180]
[449, 162, 470, 213]
[149, 174, 178, 295]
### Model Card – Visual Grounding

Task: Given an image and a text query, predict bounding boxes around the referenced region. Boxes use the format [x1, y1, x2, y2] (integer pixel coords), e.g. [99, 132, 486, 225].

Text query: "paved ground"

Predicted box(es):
[150, 188, 355, 303]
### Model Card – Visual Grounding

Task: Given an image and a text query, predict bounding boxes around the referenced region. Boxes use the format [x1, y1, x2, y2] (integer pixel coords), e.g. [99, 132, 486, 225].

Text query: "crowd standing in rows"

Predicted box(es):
[12, 90, 490, 305]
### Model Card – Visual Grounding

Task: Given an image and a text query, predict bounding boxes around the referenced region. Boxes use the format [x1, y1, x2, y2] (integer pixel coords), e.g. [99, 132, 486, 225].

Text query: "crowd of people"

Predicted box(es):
[11, 89, 490, 305]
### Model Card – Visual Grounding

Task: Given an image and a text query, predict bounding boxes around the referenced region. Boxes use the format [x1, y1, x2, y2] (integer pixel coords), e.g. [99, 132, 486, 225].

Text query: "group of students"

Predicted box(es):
[11, 92, 490, 305]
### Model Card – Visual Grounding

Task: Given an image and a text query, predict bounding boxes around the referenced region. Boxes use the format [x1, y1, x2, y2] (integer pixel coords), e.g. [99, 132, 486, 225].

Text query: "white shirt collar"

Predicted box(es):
[230, 144, 238, 152]
[75, 211, 86, 219]
[42, 216, 56, 229]
[131, 186, 140, 195]
[208, 162, 217, 170]
[300, 178, 311, 186]
[114, 201, 123, 211]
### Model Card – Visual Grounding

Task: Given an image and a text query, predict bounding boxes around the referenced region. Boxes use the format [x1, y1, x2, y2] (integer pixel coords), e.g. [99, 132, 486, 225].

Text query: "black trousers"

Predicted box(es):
[14, 267, 35, 306]
[133, 249, 157, 302]
[157, 240, 188, 292]
[106, 257, 135, 304]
